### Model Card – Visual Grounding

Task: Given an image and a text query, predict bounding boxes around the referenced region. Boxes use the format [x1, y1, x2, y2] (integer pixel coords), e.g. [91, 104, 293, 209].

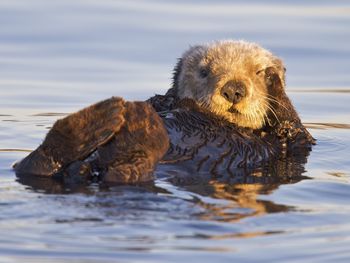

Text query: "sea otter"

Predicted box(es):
[14, 40, 315, 184]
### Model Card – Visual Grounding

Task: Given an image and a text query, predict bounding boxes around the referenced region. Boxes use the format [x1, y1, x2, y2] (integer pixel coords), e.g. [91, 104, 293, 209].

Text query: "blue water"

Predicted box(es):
[1, 1, 350, 262]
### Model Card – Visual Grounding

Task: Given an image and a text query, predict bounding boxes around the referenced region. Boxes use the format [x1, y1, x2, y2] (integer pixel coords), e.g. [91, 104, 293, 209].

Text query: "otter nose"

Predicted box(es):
[221, 81, 246, 104]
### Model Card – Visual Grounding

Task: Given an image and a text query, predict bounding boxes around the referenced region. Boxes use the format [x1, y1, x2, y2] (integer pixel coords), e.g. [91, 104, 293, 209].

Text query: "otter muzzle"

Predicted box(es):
[221, 80, 246, 104]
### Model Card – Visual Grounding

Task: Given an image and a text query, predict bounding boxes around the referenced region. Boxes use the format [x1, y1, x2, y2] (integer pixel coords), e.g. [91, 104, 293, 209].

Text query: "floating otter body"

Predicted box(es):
[14, 40, 315, 185]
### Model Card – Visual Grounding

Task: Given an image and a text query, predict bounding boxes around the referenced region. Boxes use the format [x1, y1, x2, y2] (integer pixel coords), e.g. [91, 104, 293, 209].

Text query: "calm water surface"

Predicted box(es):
[1, 1, 350, 262]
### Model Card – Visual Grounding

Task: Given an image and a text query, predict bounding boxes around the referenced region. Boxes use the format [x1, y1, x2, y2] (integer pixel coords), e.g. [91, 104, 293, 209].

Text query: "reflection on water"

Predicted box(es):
[194, 183, 291, 222]
[1, 0, 350, 262]
[14, 160, 305, 240]
[16, 143, 311, 228]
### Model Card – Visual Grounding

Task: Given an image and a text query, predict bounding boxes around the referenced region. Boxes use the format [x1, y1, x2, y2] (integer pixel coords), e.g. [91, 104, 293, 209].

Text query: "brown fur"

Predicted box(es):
[96, 101, 169, 183]
[15, 97, 126, 176]
[14, 98, 169, 183]
[44, 97, 126, 165]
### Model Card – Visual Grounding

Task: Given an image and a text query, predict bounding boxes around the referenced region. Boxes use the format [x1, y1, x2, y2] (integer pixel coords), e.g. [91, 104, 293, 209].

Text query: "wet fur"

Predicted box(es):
[93, 101, 169, 183]
[159, 99, 276, 173]
[15, 98, 169, 183]
[15, 97, 126, 176]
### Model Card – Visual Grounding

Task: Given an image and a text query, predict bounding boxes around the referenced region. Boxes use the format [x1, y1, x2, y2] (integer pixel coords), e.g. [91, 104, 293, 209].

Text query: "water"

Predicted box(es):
[1, 0, 350, 262]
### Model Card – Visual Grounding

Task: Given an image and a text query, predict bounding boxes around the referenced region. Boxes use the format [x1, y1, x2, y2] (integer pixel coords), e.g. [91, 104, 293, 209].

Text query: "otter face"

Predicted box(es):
[173, 40, 286, 129]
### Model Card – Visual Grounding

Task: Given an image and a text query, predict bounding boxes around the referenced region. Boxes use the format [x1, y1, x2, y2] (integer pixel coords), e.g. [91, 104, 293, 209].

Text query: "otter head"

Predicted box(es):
[173, 40, 286, 129]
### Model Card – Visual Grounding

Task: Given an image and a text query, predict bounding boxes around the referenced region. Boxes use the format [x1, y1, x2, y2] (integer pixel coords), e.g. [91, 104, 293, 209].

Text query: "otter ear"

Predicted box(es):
[172, 45, 204, 90]
[172, 45, 206, 91]
[172, 58, 183, 90]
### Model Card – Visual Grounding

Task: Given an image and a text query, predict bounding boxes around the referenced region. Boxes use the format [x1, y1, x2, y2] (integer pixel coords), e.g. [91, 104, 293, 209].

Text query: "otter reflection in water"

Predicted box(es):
[14, 40, 315, 185]
[17, 157, 309, 225]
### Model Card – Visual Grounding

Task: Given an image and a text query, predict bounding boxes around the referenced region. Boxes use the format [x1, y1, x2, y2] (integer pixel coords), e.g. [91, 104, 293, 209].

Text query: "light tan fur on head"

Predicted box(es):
[173, 40, 286, 129]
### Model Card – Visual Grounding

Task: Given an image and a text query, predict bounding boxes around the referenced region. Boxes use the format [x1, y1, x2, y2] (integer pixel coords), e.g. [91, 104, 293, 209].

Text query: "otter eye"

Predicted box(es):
[256, 69, 264, 75]
[199, 68, 209, 78]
